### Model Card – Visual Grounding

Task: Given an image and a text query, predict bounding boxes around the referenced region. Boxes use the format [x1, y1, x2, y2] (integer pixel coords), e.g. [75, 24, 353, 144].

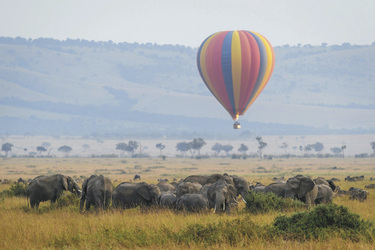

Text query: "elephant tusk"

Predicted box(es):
[213, 204, 216, 213]
[242, 197, 247, 204]
[223, 202, 225, 211]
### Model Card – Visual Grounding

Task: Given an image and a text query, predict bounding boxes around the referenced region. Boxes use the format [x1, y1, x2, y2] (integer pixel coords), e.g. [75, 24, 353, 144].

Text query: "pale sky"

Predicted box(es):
[1, 0, 374, 48]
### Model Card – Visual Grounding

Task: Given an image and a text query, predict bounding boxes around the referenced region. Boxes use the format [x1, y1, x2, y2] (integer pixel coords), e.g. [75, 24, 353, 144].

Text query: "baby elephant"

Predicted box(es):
[80, 175, 113, 212]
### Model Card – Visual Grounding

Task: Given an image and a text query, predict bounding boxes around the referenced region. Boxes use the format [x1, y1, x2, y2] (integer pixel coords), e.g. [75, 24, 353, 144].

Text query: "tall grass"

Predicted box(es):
[1, 157, 375, 249]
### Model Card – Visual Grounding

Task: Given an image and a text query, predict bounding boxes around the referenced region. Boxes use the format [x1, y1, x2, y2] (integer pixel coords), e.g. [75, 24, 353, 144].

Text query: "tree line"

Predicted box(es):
[1, 139, 375, 158]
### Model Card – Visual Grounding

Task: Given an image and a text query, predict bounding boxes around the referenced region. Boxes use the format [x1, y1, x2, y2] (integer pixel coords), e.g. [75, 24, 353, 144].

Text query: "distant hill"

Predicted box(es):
[0, 37, 374, 139]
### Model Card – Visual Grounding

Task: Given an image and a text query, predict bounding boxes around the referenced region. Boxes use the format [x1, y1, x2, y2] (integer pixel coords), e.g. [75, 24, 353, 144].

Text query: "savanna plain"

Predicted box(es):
[1, 157, 375, 249]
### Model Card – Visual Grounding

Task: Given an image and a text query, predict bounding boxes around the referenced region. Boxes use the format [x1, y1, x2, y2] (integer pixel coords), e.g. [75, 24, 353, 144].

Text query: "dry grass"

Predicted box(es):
[1, 157, 375, 249]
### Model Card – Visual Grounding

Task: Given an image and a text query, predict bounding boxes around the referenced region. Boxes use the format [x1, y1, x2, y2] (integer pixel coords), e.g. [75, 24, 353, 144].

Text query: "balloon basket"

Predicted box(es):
[233, 121, 241, 129]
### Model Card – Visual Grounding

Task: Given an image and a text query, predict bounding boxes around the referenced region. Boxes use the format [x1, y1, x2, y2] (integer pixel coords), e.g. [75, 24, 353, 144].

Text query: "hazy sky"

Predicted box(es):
[1, 0, 374, 48]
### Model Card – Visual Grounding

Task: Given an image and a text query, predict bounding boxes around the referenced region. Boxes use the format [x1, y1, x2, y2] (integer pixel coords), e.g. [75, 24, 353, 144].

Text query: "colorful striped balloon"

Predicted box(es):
[197, 30, 275, 121]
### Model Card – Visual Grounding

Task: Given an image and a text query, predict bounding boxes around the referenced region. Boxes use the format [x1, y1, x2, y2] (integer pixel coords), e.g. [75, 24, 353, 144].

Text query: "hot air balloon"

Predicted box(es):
[197, 30, 275, 129]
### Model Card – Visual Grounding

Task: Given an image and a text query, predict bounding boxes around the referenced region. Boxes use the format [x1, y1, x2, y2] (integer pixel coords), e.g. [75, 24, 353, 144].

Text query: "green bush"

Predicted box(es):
[57, 192, 81, 208]
[272, 204, 375, 241]
[244, 191, 304, 214]
[0, 183, 28, 198]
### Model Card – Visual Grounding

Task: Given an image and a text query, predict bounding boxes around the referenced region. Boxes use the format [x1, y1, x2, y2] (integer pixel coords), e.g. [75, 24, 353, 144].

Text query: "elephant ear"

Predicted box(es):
[61, 175, 69, 191]
[298, 178, 315, 199]
[137, 185, 151, 201]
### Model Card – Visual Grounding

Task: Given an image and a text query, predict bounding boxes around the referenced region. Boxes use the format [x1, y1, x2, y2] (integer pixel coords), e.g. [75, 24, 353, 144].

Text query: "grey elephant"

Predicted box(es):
[207, 179, 237, 214]
[80, 175, 113, 212]
[264, 182, 286, 198]
[230, 175, 250, 201]
[157, 181, 176, 193]
[158, 192, 177, 209]
[176, 181, 202, 198]
[314, 177, 337, 192]
[315, 184, 333, 204]
[252, 183, 266, 193]
[112, 182, 161, 209]
[285, 175, 318, 206]
[27, 174, 81, 209]
[175, 193, 209, 213]
[182, 174, 233, 186]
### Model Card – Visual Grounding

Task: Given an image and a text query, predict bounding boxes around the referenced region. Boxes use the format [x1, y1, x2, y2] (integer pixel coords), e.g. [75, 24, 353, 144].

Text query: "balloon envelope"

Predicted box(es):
[197, 30, 275, 120]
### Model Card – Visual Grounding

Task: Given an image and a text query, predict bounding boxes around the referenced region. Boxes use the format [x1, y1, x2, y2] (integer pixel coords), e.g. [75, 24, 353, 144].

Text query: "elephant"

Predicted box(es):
[158, 192, 177, 209]
[175, 193, 209, 213]
[112, 182, 161, 209]
[182, 174, 233, 186]
[157, 181, 176, 193]
[315, 184, 334, 204]
[252, 183, 266, 193]
[206, 179, 237, 214]
[285, 175, 318, 206]
[230, 175, 250, 201]
[176, 181, 202, 198]
[314, 177, 336, 191]
[264, 182, 286, 198]
[27, 174, 81, 209]
[80, 175, 113, 212]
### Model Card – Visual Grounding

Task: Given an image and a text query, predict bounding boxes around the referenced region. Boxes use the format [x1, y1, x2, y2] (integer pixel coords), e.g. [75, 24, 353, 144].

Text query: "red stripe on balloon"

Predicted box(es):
[204, 32, 233, 114]
[239, 31, 260, 113]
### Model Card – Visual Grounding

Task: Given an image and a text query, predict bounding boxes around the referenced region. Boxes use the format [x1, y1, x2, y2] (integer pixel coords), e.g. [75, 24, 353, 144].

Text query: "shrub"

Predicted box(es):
[272, 204, 375, 241]
[0, 183, 28, 198]
[244, 191, 304, 214]
[57, 193, 81, 208]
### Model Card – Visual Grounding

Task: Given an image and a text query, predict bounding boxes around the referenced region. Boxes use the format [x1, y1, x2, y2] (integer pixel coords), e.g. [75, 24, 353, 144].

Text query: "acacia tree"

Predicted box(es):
[1, 142, 13, 157]
[58, 145, 72, 157]
[191, 138, 206, 156]
[116, 141, 139, 157]
[156, 143, 166, 156]
[36, 146, 47, 155]
[238, 144, 249, 156]
[176, 141, 192, 157]
[221, 144, 233, 157]
[371, 142, 375, 155]
[256, 137, 267, 159]
[280, 142, 288, 154]
[211, 143, 222, 156]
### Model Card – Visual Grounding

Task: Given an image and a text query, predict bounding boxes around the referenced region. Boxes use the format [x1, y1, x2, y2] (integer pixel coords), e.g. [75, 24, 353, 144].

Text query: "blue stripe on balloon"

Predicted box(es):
[221, 31, 236, 116]
[246, 31, 267, 106]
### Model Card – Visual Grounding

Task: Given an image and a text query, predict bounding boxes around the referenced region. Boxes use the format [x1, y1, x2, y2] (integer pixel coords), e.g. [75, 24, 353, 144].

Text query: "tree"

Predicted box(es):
[238, 144, 248, 155]
[280, 142, 288, 154]
[58, 145, 72, 157]
[330, 147, 342, 156]
[341, 145, 346, 158]
[191, 138, 206, 155]
[256, 137, 267, 159]
[371, 142, 375, 155]
[221, 144, 233, 157]
[176, 141, 192, 157]
[156, 143, 166, 156]
[211, 143, 222, 156]
[116, 141, 139, 157]
[116, 142, 127, 157]
[1, 142, 13, 157]
[36, 146, 47, 155]
[312, 142, 324, 153]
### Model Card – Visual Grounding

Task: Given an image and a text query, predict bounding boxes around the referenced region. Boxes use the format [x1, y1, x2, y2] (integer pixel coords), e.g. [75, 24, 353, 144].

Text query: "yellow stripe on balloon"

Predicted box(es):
[245, 32, 275, 110]
[231, 31, 242, 116]
[199, 33, 225, 107]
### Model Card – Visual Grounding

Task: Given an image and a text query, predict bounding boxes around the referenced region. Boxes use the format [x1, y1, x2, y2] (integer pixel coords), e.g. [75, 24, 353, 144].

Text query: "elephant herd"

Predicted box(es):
[25, 173, 367, 213]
